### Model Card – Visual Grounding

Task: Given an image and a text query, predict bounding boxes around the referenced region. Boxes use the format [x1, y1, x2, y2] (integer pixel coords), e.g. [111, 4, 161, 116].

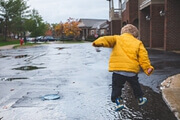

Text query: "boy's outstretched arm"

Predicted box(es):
[138, 42, 154, 76]
[92, 36, 116, 48]
[92, 42, 103, 47]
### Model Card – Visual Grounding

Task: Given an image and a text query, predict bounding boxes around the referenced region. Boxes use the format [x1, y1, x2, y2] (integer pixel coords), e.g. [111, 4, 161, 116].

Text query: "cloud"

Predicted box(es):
[27, 0, 109, 23]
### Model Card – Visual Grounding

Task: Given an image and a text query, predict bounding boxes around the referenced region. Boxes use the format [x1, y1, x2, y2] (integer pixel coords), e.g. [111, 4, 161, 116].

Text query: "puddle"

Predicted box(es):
[12, 66, 46, 71]
[56, 47, 67, 50]
[15, 54, 29, 58]
[153, 61, 180, 70]
[11, 91, 60, 108]
[0, 55, 10, 58]
[1, 77, 28, 81]
[118, 83, 177, 120]
[25, 53, 47, 61]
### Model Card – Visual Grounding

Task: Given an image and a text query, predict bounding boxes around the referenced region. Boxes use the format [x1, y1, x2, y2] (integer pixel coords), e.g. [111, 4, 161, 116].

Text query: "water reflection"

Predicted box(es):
[12, 66, 46, 71]
[15, 55, 29, 58]
[1, 77, 28, 81]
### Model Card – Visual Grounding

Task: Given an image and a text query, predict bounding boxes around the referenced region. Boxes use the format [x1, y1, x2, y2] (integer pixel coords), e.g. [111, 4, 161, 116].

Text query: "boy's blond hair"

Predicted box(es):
[121, 24, 139, 38]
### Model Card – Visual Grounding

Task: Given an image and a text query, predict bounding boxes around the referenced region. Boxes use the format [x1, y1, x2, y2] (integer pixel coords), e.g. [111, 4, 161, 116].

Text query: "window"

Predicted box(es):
[91, 30, 94, 35]
[100, 29, 105, 35]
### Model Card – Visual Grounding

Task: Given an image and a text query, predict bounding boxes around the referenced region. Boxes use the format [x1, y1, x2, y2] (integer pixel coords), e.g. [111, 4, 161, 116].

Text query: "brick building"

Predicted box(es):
[107, 0, 122, 35]
[78, 19, 109, 40]
[118, 0, 180, 51]
[164, 0, 180, 50]
[139, 0, 165, 48]
[122, 0, 138, 28]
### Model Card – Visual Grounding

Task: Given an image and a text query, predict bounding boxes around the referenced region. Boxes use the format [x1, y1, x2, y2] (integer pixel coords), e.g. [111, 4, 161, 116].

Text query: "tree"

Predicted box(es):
[0, 0, 30, 41]
[54, 22, 64, 38]
[0, 0, 14, 41]
[45, 29, 52, 36]
[11, 0, 30, 37]
[63, 17, 81, 40]
[25, 9, 47, 37]
[43, 23, 53, 36]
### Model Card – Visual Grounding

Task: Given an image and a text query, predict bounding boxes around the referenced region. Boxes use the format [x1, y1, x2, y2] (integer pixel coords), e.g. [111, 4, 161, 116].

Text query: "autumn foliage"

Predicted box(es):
[45, 30, 52, 36]
[54, 18, 81, 40]
[55, 22, 64, 37]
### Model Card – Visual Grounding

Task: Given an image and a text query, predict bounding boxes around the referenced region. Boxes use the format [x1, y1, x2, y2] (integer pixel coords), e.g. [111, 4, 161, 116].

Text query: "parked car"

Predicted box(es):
[44, 36, 56, 41]
[26, 37, 35, 42]
[35, 36, 44, 42]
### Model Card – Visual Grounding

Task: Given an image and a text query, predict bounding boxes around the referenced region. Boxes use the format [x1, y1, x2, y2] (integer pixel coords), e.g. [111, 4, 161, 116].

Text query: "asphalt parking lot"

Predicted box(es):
[0, 43, 179, 120]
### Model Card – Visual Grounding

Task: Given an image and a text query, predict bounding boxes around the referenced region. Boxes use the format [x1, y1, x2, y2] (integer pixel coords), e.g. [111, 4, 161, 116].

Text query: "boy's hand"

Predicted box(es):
[147, 68, 153, 74]
[92, 43, 103, 47]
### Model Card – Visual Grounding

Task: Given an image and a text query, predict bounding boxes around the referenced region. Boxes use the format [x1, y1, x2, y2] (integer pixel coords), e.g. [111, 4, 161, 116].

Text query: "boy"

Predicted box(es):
[92, 24, 154, 111]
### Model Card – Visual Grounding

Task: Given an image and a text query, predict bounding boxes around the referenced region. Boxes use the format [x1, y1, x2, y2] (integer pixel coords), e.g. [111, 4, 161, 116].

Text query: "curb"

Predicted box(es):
[161, 74, 180, 120]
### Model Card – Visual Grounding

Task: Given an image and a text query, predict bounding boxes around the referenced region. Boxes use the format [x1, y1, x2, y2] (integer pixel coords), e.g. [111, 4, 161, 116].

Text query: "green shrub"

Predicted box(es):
[0, 36, 19, 46]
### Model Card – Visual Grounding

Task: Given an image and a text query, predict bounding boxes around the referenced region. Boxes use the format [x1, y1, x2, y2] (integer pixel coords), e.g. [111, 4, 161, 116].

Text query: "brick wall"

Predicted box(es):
[122, 0, 138, 26]
[139, 7, 150, 47]
[110, 20, 121, 35]
[164, 0, 180, 50]
[150, 4, 164, 48]
[129, 0, 138, 24]
[122, 1, 129, 24]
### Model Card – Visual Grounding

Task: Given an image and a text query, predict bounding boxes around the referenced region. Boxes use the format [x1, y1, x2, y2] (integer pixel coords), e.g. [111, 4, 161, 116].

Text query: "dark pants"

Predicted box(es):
[111, 73, 144, 103]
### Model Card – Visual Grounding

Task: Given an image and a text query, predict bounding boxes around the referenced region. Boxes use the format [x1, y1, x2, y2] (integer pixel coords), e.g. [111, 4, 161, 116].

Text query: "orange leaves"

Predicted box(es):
[55, 23, 64, 36]
[54, 18, 81, 40]
[45, 30, 52, 36]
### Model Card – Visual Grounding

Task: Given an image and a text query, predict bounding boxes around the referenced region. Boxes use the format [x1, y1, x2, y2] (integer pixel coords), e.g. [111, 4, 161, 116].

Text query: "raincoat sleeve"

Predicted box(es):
[92, 36, 116, 48]
[138, 42, 154, 76]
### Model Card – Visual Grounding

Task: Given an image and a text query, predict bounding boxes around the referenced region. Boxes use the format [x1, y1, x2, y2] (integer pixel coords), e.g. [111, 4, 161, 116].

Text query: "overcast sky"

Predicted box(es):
[26, 0, 111, 24]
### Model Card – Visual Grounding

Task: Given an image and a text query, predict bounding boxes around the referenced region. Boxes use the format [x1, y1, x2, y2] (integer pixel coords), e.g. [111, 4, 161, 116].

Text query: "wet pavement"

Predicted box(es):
[0, 43, 180, 120]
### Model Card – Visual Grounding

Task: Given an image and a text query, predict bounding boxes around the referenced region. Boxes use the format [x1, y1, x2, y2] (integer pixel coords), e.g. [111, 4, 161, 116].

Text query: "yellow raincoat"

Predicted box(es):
[92, 33, 154, 76]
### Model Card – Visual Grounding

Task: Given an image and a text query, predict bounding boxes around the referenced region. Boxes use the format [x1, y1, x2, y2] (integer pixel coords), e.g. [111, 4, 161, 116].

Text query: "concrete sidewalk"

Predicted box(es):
[0, 45, 16, 50]
[161, 74, 180, 120]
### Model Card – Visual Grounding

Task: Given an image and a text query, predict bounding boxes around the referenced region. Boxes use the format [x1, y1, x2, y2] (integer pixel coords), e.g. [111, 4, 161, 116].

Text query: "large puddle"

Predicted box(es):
[118, 83, 177, 120]
[12, 66, 46, 71]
